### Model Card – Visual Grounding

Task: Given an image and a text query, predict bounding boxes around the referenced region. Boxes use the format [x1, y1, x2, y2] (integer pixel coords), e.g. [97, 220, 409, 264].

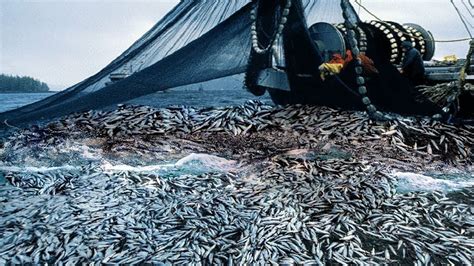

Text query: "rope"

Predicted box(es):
[333, 75, 360, 97]
[3, 120, 21, 130]
[459, 12, 474, 28]
[462, 39, 474, 77]
[352, 0, 424, 42]
[460, 0, 474, 17]
[451, 0, 473, 38]
[353, 0, 473, 43]
[342, 0, 390, 121]
[250, 0, 292, 54]
[352, 0, 383, 21]
[432, 38, 473, 43]
[349, 0, 466, 122]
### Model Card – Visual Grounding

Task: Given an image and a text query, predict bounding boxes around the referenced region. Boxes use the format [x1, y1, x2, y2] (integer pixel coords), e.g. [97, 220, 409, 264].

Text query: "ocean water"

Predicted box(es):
[394, 172, 474, 193]
[126, 87, 272, 108]
[0, 92, 55, 113]
[0, 153, 236, 185]
[0, 88, 472, 264]
[0, 88, 269, 183]
[0, 88, 272, 114]
[0, 90, 472, 193]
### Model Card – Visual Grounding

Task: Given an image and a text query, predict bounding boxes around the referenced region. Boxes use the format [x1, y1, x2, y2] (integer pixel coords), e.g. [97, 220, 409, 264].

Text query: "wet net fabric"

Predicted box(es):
[0, 1, 249, 118]
[0, 0, 354, 126]
[303, 0, 349, 25]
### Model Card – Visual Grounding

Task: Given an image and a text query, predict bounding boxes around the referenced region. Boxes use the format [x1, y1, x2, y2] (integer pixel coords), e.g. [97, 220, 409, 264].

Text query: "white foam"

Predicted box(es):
[0, 165, 79, 173]
[175, 153, 236, 170]
[67, 144, 102, 160]
[0, 153, 235, 177]
[394, 172, 474, 193]
[101, 162, 174, 172]
[102, 153, 236, 174]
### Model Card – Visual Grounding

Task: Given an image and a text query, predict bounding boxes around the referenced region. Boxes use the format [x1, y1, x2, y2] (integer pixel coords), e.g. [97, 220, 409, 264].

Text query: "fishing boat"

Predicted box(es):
[0, 0, 472, 127]
[244, 0, 474, 122]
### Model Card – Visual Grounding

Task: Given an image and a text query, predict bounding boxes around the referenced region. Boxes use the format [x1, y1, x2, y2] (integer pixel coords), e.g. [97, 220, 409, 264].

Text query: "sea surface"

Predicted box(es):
[127, 87, 273, 108]
[0, 88, 273, 113]
[0, 92, 56, 113]
[0, 87, 472, 264]
[0, 89, 472, 193]
[0, 88, 270, 185]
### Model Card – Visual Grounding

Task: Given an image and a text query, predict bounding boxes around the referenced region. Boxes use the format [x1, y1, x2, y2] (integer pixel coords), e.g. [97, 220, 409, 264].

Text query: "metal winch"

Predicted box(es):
[309, 21, 436, 65]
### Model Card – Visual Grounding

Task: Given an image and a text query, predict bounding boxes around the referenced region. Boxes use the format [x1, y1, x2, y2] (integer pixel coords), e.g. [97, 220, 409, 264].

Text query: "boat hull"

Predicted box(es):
[247, 0, 473, 120]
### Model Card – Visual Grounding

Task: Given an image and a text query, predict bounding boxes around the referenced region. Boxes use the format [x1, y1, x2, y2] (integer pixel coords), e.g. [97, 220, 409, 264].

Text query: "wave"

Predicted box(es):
[394, 172, 474, 193]
[0, 153, 235, 177]
[103, 153, 236, 174]
[0, 165, 79, 173]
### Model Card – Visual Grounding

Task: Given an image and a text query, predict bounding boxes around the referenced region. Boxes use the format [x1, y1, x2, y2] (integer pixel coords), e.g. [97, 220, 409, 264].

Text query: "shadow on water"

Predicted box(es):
[126, 87, 272, 109]
[0, 93, 55, 113]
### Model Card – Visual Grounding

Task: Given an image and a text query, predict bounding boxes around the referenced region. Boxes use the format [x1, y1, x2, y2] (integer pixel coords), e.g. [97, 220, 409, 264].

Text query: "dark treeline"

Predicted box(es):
[0, 74, 50, 93]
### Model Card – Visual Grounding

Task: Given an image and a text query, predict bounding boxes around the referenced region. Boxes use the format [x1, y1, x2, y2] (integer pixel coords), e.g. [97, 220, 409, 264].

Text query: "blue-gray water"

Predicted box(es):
[0, 87, 270, 186]
[127, 87, 272, 108]
[0, 92, 56, 113]
[0, 88, 272, 114]
[1, 90, 472, 193]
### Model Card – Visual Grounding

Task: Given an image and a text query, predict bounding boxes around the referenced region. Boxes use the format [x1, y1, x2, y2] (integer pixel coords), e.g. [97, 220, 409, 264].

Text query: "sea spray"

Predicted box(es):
[1, 101, 473, 264]
[394, 172, 474, 193]
[102, 153, 236, 176]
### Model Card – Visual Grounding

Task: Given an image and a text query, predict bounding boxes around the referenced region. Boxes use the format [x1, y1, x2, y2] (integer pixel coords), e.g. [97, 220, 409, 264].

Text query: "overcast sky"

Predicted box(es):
[0, 0, 472, 90]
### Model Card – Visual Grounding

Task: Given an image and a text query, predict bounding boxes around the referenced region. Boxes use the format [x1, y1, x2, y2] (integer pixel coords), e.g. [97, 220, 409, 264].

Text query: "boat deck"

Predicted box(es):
[425, 59, 474, 82]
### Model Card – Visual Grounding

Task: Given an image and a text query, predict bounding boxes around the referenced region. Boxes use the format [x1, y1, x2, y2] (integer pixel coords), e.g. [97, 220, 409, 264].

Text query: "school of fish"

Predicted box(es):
[1, 100, 473, 265]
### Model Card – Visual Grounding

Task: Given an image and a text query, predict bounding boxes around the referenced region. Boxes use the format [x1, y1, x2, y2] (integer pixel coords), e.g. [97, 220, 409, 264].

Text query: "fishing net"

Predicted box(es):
[0, 0, 354, 127]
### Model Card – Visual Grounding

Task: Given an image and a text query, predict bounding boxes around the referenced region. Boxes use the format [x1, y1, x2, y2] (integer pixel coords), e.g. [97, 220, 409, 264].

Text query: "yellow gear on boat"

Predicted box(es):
[442, 55, 458, 63]
[319, 63, 344, 81]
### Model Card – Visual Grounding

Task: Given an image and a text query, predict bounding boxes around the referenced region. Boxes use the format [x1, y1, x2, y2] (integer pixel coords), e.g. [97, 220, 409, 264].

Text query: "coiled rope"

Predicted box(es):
[343, 0, 467, 122]
[341, 0, 390, 121]
[250, 0, 292, 54]
[353, 0, 473, 42]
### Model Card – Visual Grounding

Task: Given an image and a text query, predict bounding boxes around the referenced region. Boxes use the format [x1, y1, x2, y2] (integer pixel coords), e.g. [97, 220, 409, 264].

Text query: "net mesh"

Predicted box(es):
[0, 0, 352, 126]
